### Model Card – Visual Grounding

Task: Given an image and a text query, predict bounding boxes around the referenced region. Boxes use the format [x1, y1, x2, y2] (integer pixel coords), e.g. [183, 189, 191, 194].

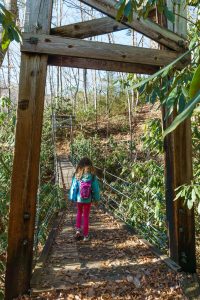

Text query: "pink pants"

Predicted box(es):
[76, 202, 91, 236]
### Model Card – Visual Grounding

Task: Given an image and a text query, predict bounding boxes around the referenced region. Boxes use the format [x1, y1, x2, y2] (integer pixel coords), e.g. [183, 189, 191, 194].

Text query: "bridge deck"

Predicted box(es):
[30, 157, 187, 299]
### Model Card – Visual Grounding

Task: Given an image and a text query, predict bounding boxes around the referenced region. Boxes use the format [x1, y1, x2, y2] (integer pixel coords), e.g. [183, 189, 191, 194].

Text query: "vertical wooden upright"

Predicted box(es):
[163, 1, 196, 272]
[5, 1, 53, 299]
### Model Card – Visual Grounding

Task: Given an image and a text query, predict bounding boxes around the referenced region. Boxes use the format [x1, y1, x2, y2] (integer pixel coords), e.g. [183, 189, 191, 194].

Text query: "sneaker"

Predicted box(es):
[75, 229, 81, 239]
[83, 235, 89, 242]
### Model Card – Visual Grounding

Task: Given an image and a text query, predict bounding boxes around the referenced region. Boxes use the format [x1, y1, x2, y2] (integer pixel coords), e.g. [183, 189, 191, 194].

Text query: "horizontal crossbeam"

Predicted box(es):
[79, 0, 187, 51]
[48, 56, 158, 74]
[51, 17, 127, 39]
[22, 34, 188, 70]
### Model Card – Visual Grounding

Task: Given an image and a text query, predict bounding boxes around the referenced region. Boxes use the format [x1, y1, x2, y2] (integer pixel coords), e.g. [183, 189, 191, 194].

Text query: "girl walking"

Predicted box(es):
[69, 157, 100, 241]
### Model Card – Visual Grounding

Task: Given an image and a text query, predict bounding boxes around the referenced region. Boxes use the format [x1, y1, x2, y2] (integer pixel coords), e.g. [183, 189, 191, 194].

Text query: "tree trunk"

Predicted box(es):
[71, 68, 80, 115]
[106, 72, 110, 138]
[83, 68, 88, 110]
[79, 2, 88, 110]
[127, 91, 133, 160]
[93, 70, 98, 130]
[7, 49, 11, 103]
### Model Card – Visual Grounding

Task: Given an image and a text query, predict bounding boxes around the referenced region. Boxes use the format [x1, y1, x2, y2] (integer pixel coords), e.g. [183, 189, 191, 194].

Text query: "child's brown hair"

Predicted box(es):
[75, 157, 95, 179]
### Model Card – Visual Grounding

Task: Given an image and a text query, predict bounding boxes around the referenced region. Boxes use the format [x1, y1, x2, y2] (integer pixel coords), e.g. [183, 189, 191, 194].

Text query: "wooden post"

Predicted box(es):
[163, 1, 196, 272]
[5, 1, 53, 299]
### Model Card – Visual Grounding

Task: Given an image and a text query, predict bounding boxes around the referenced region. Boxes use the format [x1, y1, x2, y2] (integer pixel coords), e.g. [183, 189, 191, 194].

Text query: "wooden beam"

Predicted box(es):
[51, 17, 127, 38]
[164, 113, 195, 273]
[162, 1, 196, 272]
[5, 1, 53, 299]
[48, 56, 158, 74]
[79, 0, 187, 51]
[21, 34, 189, 69]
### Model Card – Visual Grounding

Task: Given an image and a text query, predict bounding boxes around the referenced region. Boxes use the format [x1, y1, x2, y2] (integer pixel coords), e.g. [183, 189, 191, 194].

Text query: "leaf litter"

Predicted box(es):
[17, 205, 187, 300]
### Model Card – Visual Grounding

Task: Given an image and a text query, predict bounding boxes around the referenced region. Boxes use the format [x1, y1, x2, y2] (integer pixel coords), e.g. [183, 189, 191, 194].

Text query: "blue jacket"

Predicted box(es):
[69, 173, 100, 203]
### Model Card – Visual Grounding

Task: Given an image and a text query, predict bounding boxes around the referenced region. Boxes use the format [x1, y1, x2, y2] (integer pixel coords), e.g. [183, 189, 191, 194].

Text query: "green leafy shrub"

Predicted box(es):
[76, 105, 97, 123]
[0, 98, 15, 296]
[141, 119, 163, 154]
[0, 4, 21, 50]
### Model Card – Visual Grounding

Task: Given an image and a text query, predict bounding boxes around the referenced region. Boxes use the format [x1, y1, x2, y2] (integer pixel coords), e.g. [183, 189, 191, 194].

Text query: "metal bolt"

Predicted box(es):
[178, 39, 185, 47]
[181, 252, 187, 264]
[23, 239, 28, 246]
[23, 213, 30, 220]
[29, 37, 38, 45]
[181, 251, 186, 257]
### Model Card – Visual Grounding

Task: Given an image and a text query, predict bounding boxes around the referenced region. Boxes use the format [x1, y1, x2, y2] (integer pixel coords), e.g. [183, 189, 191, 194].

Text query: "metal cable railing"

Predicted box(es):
[34, 175, 63, 255]
[33, 112, 65, 257]
[71, 151, 167, 251]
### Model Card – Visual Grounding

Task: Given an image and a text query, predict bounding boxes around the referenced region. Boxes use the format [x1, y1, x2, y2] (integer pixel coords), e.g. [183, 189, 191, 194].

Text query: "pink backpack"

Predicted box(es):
[80, 179, 93, 199]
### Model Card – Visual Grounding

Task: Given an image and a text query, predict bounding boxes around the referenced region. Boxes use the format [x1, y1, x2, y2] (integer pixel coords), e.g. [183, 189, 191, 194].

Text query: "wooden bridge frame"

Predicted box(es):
[5, 0, 195, 299]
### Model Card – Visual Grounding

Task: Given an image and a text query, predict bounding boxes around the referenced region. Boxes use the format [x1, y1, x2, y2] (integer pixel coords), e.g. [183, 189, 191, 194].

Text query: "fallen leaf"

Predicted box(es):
[127, 275, 134, 283]
[133, 277, 141, 288]
[88, 287, 95, 297]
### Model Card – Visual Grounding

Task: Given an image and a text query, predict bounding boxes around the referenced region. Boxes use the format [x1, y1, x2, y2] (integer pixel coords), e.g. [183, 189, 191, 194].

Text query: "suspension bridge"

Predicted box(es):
[20, 142, 197, 300]
[4, 110, 200, 299]
[3, 1, 200, 299]
[29, 155, 189, 300]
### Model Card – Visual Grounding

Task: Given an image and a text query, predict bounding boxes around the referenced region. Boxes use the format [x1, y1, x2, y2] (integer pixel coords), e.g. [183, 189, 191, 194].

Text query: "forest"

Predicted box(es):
[0, 0, 200, 299]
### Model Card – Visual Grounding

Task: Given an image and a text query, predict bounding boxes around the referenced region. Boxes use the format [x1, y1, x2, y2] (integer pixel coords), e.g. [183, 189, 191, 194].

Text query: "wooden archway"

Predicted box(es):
[5, 1, 195, 299]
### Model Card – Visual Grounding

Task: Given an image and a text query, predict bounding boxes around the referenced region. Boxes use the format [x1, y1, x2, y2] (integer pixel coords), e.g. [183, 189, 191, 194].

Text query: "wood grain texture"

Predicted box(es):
[51, 17, 127, 38]
[163, 1, 195, 273]
[22, 33, 189, 69]
[79, 0, 187, 51]
[24, 0, 53, 33]
[48, 55, 159, 74]
[164, 113, 195, 272]
[31, 211, 65, 288]
[5, 1, 53, 299]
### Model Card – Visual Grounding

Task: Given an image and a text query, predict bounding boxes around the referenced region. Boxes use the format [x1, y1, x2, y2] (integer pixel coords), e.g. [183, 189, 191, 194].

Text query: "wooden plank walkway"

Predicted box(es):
[58, 155, 75, 190]
[30, 157, 198, 299]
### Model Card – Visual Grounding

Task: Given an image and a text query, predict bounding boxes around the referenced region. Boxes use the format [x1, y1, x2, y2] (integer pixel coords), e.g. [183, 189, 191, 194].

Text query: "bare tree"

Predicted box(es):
[127, 89, 133, 160]
[80, 2, 88, 110]
[83, 68, 88, 110]
[71, 68, 80, 115]
[59, 0, 63, 99]
[93, 69, 98, 130]
[48, 66, 55, 99]
[7, 49, 11, 100]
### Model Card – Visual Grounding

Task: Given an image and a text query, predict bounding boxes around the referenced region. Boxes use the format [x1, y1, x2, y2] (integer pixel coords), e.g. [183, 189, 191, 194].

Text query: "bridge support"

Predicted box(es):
[5, 1, 53, 299]
[163, 1, 196, 272]
[4, 0, 195, 299]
